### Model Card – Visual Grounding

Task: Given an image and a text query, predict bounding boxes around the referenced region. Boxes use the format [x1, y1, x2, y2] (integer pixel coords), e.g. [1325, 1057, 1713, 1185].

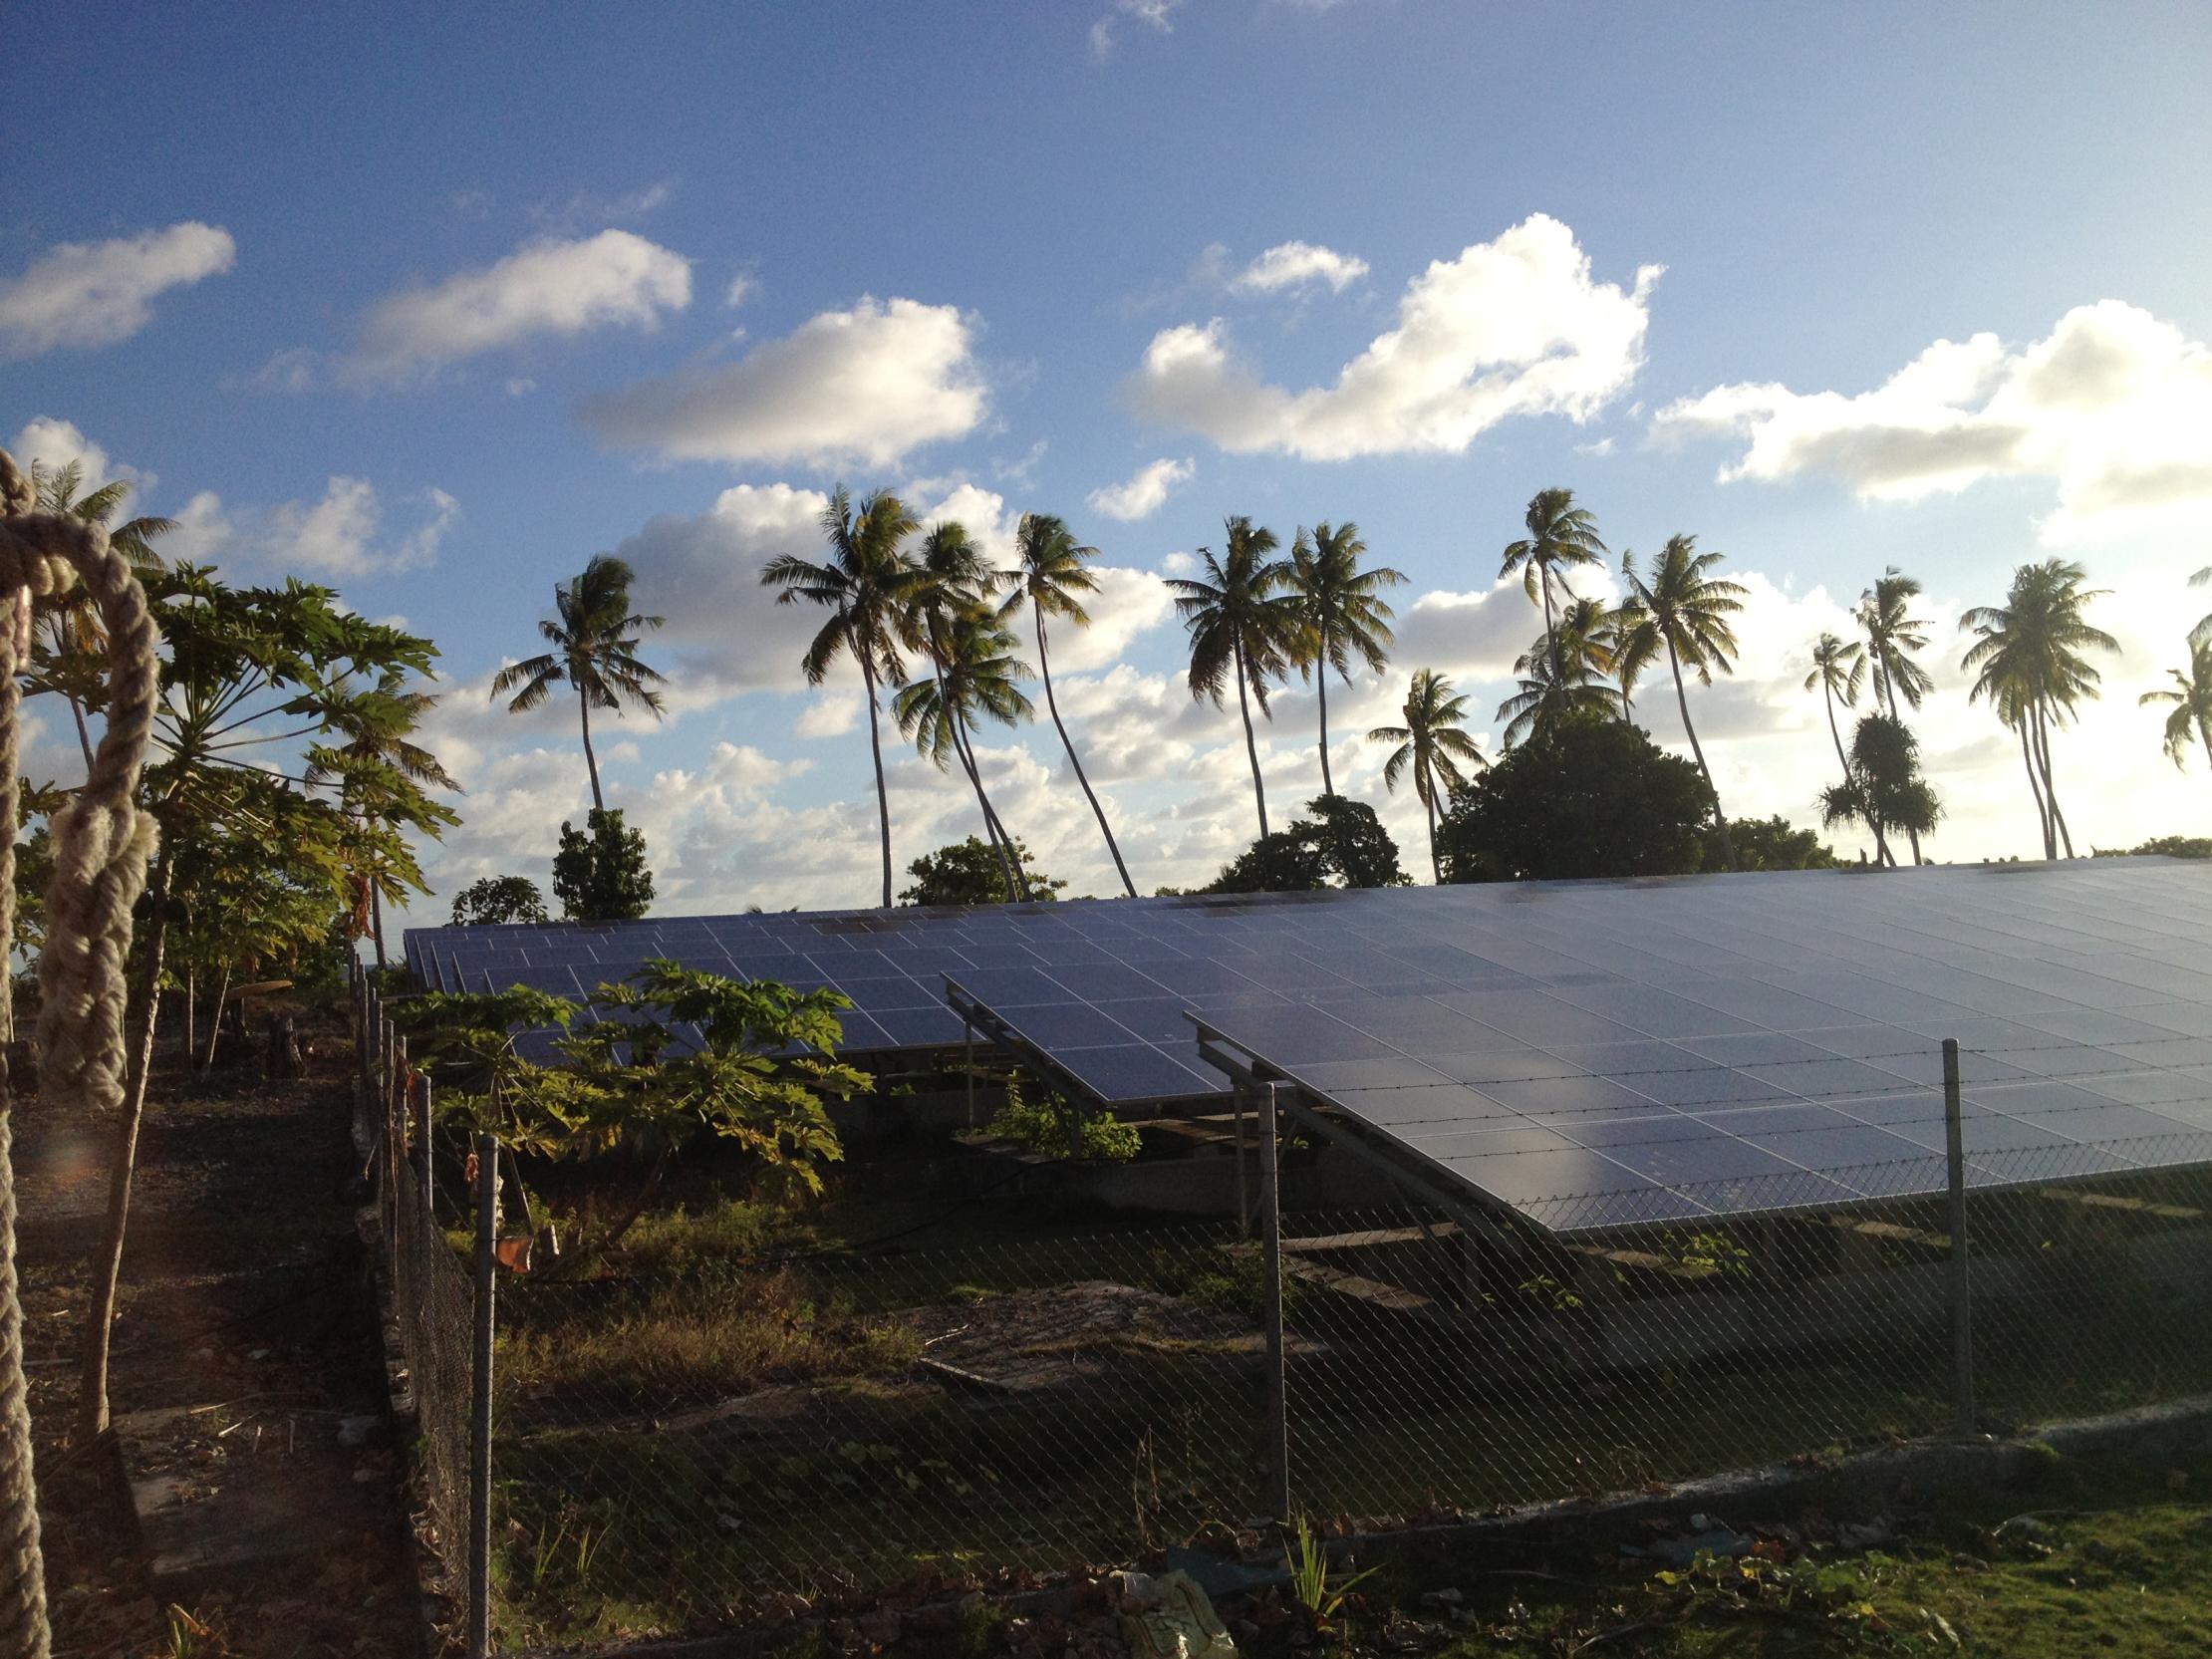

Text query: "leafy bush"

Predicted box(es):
[986, 1080, 1140, 1162]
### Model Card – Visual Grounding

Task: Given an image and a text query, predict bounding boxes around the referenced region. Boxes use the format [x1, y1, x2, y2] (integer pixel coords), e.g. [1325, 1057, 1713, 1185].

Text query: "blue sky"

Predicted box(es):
[9, 0, 2211, 913]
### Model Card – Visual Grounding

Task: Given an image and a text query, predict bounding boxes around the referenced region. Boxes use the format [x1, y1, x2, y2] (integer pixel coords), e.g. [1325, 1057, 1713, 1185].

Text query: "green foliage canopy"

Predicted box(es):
[552, 807, 655, 921]
[1439, 716, 1714, 882]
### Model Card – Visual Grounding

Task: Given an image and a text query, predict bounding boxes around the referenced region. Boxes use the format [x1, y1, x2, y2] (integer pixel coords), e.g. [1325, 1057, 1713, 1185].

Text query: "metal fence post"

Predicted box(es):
[963, 1016, 974, 1130]
[1942, 1037, 1975, 1436]
[469, 1132, 500, 1659]
[1259, 1082, 1289, 1522]
[1234, 1084, 1249, 1239]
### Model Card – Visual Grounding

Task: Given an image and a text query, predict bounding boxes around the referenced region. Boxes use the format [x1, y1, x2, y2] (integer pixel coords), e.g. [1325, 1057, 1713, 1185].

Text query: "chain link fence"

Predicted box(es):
[350, 970, 2212, 1653]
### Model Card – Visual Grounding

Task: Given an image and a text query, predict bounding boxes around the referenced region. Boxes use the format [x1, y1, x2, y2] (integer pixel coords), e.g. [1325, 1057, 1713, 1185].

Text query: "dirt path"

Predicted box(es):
[17, 1013, 423, 1657]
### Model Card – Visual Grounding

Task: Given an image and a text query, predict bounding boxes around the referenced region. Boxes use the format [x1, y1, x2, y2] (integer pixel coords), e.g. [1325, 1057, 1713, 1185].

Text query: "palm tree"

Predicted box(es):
[759, 488, 922, 908]
[1167, 517, 1304, 839]
[29, 459, 174, 773]
[1857, 567, 1934, 863]
[2141, 640, 2212, 776]
[311, 669, 461, 967]
[893, 610, 1037, 901]
[1820, 712, 1940, 859]
[1495, 595, 1623, 747]
[1961, 559, 2117, 859]
[905, 520, 1023, 899]
[1804, 633, 1884, 864]
[1500, 487, 1607, 688]
[1368, 669, 1487, 882]
[1621, 535, 1746, 868]
[1288, 521, 1403, 795]
[491, 554, 667, 817]
[2192, 565, 2210, 651]
[1000, 513, 1138, 898]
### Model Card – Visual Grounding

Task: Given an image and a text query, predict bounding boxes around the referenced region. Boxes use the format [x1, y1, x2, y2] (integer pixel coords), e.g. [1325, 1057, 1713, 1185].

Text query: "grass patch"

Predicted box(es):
[1331, 1447, 2212, 1656]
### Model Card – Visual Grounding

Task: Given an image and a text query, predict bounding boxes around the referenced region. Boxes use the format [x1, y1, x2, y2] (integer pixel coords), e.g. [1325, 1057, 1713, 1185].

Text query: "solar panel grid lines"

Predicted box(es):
[401, 860, 2212, 1205]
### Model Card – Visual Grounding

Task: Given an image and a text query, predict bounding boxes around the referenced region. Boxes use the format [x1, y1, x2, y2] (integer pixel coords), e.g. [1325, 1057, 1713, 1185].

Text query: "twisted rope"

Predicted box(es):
[0, 445, 163, 1659]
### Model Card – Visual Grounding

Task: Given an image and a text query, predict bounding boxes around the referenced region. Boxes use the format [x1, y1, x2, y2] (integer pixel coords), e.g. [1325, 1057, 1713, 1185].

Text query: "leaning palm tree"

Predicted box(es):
[1166, 517, 1304, 838]
[1961, 559, 2116, 860]
[30, 458, 175, 772]
[1804, 633, 1884, 863]
[1288, 521, 1403, 795]
[999, 513, 1138, 897]
[759, 488, 922, 908]
[905, 521, 1023, 899]
[491, 554, 667, 816]
[2141, 640, 2212, 775]
[1495, 596, 1623, 747]
[1621, 535, 1745, 868]
[1500, 487, 1607, 688]
[893, 610, 1037, 900]
[1857, 567, 1935, 862]
[1368, 669, 1487, 883]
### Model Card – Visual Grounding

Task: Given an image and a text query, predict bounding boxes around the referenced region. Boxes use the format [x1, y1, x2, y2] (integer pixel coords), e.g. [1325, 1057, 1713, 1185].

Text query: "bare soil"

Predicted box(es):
[15, 1005, 423, 1658]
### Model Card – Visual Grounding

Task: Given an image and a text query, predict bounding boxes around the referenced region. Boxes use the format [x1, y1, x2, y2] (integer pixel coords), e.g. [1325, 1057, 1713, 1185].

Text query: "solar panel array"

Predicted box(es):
[405, 858, 2212, 1228]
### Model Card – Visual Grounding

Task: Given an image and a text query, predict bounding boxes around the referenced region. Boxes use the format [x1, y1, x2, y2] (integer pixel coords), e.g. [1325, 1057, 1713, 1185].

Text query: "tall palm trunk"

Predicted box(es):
[1878, 671, 1926, 865]
[2017, 718, 2053, 858]
[1539, 568, 1565, 688]
[2033, 700, 2074, 857]
[951, 707, 1030, 902]
[1420, 759, 1441, 884]
[1667, 639, 1732, 869]
[855, 635, 895, 909]
[927, 644, 1019, 900]
[1315, 624, 1335, 797]
[80, 842, 173, 1439]
[1036, 606, 1136, 898]
[577, 684, 605, 814]
[1233, 639, 1268, 839]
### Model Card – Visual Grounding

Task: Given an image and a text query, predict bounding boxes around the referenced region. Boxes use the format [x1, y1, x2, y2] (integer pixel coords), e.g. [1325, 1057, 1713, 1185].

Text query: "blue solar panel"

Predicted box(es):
[404, 859, 2212, 1213]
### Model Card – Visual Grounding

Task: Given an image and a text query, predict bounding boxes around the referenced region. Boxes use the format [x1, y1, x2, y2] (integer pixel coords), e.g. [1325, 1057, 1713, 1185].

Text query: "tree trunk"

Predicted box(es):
[1421, 759, 1441, 885]
[2018, 718, 2053, 858]
[183, 967, 195, 1074]
[1878, 663, 1925, 864]
[1036, 606, 1136, 899]
[370, 881, 388, 970]
[79, 843, 173, 1441]
[67, 694, 94, 779]
[931, 645, 1018, 900]
[2199, 712, 2212, 777]
[1825, 684, 1884, 866]
[578, 686, 605, 815]
[1540, 568, 1565, 689]
[202, 964, 231, 1072]
[1670, 640, 1731, 870]
[1233, 640, 1268, 840]
[2034, 700, 2074, 857]
[858, 644, 895, 909]
[952, 705, 1030, 902]
[1315, 626, 1334, 797]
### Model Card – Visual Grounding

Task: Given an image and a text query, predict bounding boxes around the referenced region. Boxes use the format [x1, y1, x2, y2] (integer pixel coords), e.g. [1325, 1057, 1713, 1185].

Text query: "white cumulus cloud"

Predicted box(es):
[1129, 214, 1661, 459]
[166, 477, 459, 579]
[0, 222, 234, 359]
[1652, 299, 2212, 543]
[9, 417, 147, 494]
[1087, 456, 1195, 521]
[357, 229, 691, 373]
[1229, 240, 1369, 295]
[581, 296, 986, 470]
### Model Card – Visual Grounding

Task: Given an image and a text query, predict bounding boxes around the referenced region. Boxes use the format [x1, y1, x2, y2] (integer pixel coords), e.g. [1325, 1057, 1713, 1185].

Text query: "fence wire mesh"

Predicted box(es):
[350, 972, 2212, 1652]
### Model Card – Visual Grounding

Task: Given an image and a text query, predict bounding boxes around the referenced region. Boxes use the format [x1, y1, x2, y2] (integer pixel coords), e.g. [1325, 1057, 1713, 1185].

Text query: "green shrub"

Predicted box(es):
[986, 1080, 1141, 1162]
